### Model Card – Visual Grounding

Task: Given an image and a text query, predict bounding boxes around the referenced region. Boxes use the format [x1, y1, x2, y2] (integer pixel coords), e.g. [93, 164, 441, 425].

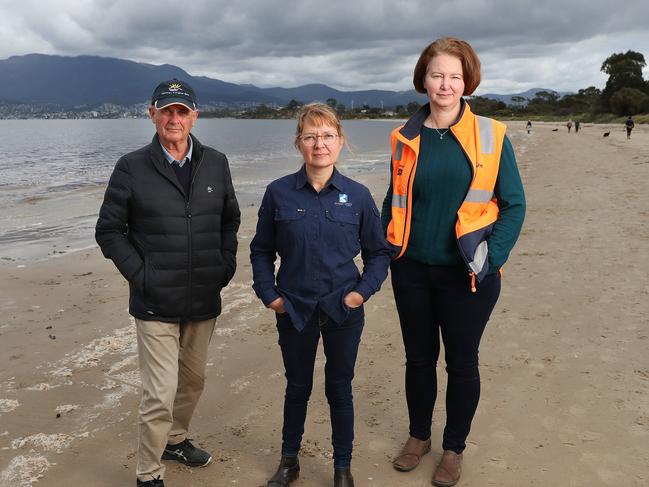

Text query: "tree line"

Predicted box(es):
[200, 50, 648, 121]
[469, 50, 649, 119]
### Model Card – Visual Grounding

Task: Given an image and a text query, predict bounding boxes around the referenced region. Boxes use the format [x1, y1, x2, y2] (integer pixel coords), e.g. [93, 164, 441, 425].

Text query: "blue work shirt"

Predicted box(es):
[250, 165, 391, 331]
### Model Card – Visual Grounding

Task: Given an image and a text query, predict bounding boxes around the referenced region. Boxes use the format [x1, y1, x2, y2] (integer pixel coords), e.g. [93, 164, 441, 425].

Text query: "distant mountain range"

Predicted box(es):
[478, 88, 573, 105]
[0, 53, 567, 111]
[0, 54, 427, 110]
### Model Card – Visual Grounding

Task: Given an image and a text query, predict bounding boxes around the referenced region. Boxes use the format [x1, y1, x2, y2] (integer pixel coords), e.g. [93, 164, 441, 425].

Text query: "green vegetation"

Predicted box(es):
[200, 50, 649, 122]
[471, 50, 649, 122]
[200, 98, 422, 120]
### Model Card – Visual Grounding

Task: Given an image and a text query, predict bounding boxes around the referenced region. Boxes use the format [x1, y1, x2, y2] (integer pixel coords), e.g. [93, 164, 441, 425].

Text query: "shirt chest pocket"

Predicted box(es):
[274, 207, 307, 222]
[325, 207, 361, 252]
[274, 206, 307, 249]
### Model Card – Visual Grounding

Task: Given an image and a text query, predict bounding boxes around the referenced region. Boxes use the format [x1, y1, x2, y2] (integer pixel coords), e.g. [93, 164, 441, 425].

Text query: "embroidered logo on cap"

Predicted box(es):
[168, 82, 183, 91]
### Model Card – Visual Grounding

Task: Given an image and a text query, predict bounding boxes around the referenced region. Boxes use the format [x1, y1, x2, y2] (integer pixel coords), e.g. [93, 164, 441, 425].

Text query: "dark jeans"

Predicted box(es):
[391, 258, 501, 453]
[276, 306, 364, 469]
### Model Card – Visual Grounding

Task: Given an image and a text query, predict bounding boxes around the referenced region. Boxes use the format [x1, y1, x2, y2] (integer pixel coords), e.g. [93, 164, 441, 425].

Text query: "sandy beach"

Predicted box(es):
[1, 121, 648, 487]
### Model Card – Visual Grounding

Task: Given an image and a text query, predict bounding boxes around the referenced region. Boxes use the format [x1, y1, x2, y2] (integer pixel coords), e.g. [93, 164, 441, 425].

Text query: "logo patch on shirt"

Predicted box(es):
[338, 193, 348, 203]
[207, 186, 213, 193]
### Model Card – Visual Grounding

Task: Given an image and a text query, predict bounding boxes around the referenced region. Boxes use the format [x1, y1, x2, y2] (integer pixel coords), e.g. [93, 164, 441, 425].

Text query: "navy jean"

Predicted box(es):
[391, 258, 501, 453]
[276, 306, 364, 469]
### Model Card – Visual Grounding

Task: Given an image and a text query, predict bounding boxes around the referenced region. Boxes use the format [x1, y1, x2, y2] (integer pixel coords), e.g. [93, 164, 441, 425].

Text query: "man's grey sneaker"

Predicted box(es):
[137, 476, 164, 486]
[162, 439, 212, 467]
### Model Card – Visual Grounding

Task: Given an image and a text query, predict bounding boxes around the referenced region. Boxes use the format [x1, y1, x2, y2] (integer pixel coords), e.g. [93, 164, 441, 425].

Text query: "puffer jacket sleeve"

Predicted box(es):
[220, 155, 241, 284]
[95, 156, 144, 291]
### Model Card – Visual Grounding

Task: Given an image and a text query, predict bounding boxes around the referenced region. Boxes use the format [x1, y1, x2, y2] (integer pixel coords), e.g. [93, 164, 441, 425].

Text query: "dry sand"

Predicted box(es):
[1, 121, 648, 486]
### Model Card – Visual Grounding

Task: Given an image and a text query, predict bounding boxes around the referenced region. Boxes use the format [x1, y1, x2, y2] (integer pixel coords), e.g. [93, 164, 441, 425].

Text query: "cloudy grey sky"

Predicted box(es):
[1, 0, 648, 95]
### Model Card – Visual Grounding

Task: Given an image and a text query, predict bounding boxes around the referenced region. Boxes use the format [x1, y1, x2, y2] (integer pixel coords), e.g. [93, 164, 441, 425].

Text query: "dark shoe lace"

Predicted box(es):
[137, 475, 164, 487]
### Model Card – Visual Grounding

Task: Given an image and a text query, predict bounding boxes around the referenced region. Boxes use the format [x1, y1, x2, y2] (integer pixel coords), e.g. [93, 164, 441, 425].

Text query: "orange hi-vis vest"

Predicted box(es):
[387, 101, 507, 284]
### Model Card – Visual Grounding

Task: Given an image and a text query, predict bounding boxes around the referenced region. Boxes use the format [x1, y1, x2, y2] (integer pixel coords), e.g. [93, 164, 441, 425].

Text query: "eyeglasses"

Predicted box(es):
[299, 133, 339, 146]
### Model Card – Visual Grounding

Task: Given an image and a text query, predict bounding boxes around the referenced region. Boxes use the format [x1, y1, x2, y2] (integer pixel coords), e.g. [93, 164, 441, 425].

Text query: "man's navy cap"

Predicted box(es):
[151, 79, 197, 110]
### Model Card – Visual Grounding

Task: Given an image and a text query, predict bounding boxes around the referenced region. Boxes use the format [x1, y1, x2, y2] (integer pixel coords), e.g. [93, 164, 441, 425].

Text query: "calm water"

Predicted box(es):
[0, 118, 401, 261]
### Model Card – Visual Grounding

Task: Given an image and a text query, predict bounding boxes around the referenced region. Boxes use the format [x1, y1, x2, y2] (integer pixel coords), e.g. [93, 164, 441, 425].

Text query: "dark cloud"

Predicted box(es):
[1, 0, 648, 93]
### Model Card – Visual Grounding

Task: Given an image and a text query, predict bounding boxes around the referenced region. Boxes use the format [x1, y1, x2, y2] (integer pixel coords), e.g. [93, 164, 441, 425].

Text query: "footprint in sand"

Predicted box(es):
[487, 456, 508, 469]
[491, 430, 515, 443]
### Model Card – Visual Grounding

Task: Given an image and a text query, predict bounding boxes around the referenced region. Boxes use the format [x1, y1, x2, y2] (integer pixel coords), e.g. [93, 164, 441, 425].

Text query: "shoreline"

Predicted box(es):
[1, 121, 649, 486]
[0, 120, 633, 265]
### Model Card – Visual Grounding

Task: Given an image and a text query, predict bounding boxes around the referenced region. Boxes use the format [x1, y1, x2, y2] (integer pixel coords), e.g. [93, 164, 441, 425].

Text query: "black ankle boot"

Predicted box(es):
[267, 456, 300, 487]
[334, 467, 354, 487]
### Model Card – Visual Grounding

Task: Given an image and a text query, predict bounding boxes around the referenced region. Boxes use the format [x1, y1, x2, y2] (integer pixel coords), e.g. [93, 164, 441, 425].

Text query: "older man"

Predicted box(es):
[96, 79, 240, 487]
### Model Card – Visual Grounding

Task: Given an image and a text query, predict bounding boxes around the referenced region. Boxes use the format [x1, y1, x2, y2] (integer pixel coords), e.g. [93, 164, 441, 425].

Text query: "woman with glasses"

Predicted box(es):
[383, 37, 525, 486]
[250, 103, 390, 487]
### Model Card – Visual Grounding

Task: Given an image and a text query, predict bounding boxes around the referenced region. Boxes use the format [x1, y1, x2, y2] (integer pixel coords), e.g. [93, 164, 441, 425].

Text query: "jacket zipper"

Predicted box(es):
[185, 147, 205, 318]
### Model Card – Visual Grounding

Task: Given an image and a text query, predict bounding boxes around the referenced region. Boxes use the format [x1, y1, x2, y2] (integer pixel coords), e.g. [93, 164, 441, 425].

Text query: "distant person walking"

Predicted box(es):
[567, 120, 573, 133]
[574, 120, 580, 133]
[96, 79, 241, 487]
[526, 120, 532, 134]
[625, 116, 635, 139]
[383, 37, 525, 487]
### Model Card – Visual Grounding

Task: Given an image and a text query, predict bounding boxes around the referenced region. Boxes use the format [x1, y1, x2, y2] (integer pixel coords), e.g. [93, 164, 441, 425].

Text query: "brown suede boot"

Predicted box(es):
[432, 450, 463, 487]
[392, 436, 431, 472]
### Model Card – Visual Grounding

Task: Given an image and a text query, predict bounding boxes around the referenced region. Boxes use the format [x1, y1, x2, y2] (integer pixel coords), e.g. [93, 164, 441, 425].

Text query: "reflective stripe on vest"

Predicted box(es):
[386, 103, 507, 281]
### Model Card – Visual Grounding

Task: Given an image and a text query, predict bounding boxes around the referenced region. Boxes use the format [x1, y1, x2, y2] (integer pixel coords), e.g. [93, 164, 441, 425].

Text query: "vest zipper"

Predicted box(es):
[449, 129, 481, 287]
[396, 136, 418, 256]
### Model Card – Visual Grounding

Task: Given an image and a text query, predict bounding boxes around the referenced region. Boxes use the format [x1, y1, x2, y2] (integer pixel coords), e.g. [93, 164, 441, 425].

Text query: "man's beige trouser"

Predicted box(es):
[135, 318, 216, 482]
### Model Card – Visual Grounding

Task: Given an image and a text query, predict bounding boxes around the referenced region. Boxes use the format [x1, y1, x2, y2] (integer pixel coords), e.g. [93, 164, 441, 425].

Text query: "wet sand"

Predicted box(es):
[1, 121, 648, 486]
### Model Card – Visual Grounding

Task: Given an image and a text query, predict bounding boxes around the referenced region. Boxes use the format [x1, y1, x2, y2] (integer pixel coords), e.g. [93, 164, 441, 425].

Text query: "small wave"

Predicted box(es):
[16, 183, 104, 204]
[45, 181, 101, 193]
[0, 221, 90, 244]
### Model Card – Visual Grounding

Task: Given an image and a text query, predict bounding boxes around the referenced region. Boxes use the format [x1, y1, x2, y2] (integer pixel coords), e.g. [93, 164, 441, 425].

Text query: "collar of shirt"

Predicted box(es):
[160, 136, 193, 167]
[295, 164, 345, 192]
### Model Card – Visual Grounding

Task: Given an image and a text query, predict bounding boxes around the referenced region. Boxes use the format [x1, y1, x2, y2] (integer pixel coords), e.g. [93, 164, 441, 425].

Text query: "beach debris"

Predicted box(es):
[11, 433, 74, 453]
[0, 455, 51, 487]
[108, 355, 137, 374]
[51, 367, 72, 378]
[51, 324, 136, 371]
[551, 128, 558, 132]
[0, 399, 20, 413]
[26, 383, 53, 391]
[230, 374, 254, 394]
[110, 370, 141, 387]
[48, 334, 56, 340]
[99, 379, 117, 390]
[55, 404, 78, 414]
[603, 131, 610, 137]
